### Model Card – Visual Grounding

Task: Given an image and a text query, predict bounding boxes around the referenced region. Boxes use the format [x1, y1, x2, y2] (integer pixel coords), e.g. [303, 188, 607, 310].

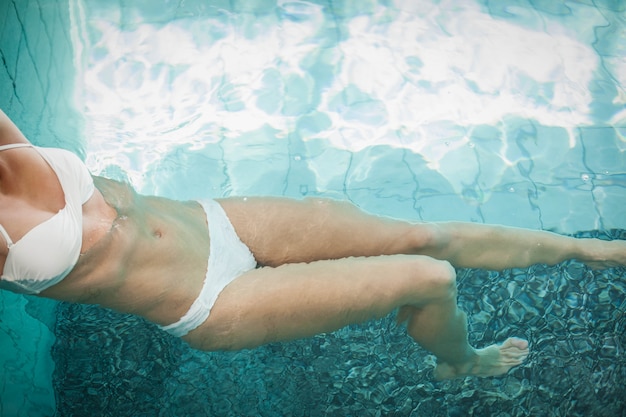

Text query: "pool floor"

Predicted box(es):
[53, 231, 626, 416]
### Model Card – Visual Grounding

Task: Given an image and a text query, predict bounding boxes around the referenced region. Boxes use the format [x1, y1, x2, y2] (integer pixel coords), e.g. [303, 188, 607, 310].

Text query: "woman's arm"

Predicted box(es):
[0, 109, 31, 146]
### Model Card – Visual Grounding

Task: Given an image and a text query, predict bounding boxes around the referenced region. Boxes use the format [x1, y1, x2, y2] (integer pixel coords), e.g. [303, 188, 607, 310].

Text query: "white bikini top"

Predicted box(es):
[0, 144, 95, 294]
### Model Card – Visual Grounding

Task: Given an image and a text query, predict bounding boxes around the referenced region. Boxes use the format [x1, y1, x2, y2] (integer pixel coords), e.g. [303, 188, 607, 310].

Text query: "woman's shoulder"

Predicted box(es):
[0, 109, 30, 147]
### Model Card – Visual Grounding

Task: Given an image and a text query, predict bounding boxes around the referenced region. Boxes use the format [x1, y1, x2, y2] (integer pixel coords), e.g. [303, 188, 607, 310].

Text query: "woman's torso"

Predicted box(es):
[43, 176, 212, 326]
[0, 145, 211, 326]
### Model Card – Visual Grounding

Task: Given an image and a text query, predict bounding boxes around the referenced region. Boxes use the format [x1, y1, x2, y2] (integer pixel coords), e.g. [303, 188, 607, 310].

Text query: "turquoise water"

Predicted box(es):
[1, 0, 625, 415]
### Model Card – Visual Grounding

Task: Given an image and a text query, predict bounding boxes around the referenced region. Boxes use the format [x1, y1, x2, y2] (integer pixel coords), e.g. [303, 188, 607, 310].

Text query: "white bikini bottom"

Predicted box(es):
[159, 199, 257, 337]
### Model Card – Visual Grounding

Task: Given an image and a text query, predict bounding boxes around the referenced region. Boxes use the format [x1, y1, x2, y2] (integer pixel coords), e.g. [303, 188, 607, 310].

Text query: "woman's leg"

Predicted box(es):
[184, 254, 528, 379]
[418, 221, 626, 270]
[217, 197, 430, 266]
[218, 197, 625, 270]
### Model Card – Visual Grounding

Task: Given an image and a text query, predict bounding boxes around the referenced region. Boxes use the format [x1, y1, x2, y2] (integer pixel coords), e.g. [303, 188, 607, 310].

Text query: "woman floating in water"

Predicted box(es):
[0, 109, 624, 380]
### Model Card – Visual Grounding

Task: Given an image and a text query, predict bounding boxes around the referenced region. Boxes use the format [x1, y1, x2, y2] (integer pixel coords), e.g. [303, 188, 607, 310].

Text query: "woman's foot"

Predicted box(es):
[433, 337, 529, 380]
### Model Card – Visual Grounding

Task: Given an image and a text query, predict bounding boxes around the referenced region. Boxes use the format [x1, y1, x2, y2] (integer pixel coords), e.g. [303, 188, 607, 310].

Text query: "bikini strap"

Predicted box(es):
[0, 143, 32, 152]
[0, 224, 13, 248]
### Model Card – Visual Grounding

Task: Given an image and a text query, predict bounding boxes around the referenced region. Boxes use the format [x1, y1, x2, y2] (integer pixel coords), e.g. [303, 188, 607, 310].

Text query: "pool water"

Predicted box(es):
[52, 249, 626, 416]
[1, 0, 625, 416]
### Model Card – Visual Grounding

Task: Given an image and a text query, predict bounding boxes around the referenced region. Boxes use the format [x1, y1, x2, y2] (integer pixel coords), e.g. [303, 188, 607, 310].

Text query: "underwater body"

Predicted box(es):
[1, 0, 625, 415]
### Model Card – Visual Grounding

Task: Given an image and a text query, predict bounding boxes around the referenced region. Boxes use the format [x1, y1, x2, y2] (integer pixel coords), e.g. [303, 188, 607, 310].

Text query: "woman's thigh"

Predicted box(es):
[183, 254, 455, 351]
[217, 197, 434, 266]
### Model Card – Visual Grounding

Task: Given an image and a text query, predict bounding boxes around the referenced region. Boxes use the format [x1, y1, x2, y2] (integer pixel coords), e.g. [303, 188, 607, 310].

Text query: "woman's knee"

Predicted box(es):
[421, 257, 457, 295]
[406, 222, 450, 255]
[398, 256, 457, 304]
